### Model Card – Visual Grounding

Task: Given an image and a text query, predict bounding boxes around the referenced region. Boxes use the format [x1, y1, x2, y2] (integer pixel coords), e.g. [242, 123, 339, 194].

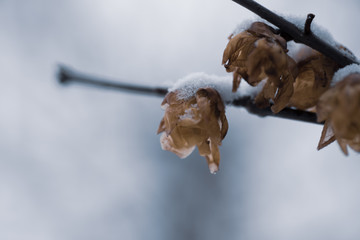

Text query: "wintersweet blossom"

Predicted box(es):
[222, 21, 297, 113]
[289, 45, 349, 110]
[317, 73, 360, 154]
[157, 88, 228, 174]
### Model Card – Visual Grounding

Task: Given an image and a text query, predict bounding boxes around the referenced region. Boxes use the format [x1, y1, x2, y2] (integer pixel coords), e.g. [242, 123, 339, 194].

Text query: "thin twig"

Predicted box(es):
[304, 13, 315, 35]
[232, 0, 358, 67]
[58, 65, 167, 97]
[231, 97, 319, 124]
[57, 65, 322, 125]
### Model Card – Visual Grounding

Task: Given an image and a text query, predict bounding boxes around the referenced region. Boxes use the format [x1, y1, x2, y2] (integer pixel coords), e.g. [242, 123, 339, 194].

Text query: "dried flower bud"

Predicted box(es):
[222, 21, 297, 113]
[222, 30, 258, 89]
[157, 88, 228, 174]
[317, 73, 360, 154]
[248, 38, 297, 113]
[289, 45, 340, 110]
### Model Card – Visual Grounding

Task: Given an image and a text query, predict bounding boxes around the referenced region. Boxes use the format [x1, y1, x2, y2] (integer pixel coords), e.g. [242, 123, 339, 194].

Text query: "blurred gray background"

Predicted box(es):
[1, 0, 360, 239]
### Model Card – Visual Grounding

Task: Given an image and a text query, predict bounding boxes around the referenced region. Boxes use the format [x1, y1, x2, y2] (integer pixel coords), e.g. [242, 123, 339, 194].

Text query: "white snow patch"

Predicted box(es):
[169, 72, 262, 103]
[179, 109, 194, 120]
[287, 41, 304, 60]
[230, 16, 359, 65]
[284, 15, 358, 62]
[339, 47, 359, 62]
[332, 64, 360, 86]
[231, 18, 257, 36]
[231, 15, 336, 49]
[285, 14, 336, 46]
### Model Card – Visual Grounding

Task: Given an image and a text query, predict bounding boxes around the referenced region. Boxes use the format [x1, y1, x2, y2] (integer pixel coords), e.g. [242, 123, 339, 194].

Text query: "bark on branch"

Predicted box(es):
[57, 65, 321, 125]
[58, 65, 167, 97]
[232, 0, 358, 67]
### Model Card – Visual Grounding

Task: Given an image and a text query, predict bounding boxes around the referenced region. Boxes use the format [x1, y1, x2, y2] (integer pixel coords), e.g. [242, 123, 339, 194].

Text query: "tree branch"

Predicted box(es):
[232, 0, 358, 67]
[57, 65, 321, 125]
[58, 65, 167, 97]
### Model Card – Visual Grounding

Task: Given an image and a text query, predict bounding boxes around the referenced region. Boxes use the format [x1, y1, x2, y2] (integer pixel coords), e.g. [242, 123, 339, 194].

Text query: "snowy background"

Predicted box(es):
[1, 0, 360, 239]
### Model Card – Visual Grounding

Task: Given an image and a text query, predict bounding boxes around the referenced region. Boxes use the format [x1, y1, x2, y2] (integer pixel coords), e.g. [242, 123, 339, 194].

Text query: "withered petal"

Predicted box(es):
[290, 46, 339, 110]
[246, 38, 287, 86]
[317, 120, 336, 150]
[316, 73, 360, 154]
[232, 71, 242, 92]
[160, 133, 196, 159]
[197, 140, 211, 156]
[220, 114, 229, 139]
[271, 73, 294, 113]
[205, 141, 221, 174]
[248, 22, 287, 50]
[336, 138, 349, 156]
[157, 118, 166, 134]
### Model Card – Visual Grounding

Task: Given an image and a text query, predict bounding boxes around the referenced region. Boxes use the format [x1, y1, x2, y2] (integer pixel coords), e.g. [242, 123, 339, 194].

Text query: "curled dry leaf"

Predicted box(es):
[289, 45, 340, 110]
[157, 88, 228, 174]
[222, 22, 297, 113]
[316, 73, 360, 154]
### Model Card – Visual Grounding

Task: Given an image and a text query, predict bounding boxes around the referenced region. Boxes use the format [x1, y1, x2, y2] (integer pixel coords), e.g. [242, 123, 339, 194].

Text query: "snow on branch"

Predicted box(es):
[332, 64, 360, 86]
[232, 0, 359, 67]
[57, 65, 320, 125]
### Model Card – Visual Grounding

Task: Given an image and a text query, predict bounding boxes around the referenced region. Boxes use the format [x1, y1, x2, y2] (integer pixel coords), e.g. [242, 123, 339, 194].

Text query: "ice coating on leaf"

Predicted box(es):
[169, 72, 262, 103]
[332, 64, 360, 86]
